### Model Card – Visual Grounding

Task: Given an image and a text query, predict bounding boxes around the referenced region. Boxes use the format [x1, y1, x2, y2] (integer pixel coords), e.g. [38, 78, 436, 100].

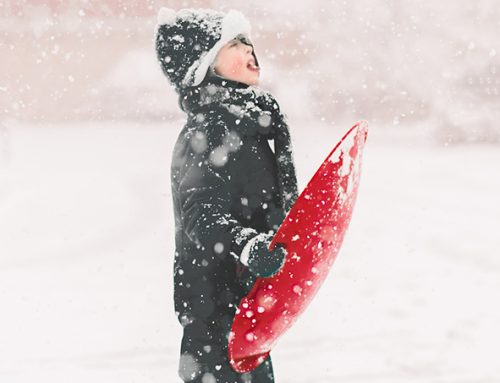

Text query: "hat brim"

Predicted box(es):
[182, 9, 252, 88]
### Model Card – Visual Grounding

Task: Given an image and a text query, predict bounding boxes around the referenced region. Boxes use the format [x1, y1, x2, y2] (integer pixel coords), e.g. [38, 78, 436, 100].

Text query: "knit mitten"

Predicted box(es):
[240, 232, 287, 278]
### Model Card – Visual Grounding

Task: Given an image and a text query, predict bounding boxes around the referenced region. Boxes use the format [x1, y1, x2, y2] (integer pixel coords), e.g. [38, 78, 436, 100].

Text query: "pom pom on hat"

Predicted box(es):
[157, 7, 177, 26]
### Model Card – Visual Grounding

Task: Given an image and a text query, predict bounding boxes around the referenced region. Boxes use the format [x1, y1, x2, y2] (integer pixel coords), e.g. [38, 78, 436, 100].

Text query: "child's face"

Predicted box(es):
[212, 38, 260, 86]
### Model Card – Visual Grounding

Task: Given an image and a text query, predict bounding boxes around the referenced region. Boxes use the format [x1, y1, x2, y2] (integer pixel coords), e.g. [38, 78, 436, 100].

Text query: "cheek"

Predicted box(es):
[228, 55, 247, 73]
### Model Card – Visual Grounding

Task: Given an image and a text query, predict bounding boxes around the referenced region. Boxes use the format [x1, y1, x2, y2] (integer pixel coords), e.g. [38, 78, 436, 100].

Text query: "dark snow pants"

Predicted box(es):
[178, 326, 275, 383]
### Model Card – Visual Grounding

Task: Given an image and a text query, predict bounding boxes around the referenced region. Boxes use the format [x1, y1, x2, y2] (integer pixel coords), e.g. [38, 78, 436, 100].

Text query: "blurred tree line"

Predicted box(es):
[1, 0, 498, 144]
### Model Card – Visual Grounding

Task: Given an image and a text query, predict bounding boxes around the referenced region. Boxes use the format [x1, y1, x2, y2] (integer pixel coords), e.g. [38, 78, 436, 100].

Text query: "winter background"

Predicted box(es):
[1, 0, 499, 382]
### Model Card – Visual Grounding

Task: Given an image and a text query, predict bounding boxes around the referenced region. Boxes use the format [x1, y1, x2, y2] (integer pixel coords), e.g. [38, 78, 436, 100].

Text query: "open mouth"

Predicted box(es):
[247, 60, 260, 73]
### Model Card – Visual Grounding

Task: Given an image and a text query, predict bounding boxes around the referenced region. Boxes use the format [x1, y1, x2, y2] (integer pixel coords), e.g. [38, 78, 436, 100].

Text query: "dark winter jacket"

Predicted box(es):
[171, 74, 297, 342]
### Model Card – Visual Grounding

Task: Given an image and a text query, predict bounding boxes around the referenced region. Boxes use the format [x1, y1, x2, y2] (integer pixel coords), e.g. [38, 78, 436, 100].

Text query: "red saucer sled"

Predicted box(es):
[228, 120, 369, 373]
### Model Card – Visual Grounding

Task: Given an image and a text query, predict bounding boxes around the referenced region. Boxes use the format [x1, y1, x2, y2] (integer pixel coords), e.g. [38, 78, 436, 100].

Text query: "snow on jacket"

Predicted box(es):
[170, 73, 298, 342]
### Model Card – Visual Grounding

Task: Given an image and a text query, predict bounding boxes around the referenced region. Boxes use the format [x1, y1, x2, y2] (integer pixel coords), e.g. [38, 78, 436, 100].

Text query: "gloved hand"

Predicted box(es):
[240, 232, 287, 278]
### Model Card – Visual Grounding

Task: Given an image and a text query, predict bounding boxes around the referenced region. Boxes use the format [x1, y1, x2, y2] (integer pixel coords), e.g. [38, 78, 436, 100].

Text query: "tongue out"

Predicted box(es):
[248, 62, 259, 71]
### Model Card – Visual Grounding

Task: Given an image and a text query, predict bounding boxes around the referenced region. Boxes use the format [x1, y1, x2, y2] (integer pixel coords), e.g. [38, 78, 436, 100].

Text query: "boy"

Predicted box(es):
[155, 8, 299, 383]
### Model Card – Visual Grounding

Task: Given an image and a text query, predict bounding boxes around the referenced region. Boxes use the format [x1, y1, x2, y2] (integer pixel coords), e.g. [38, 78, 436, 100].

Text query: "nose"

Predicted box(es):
[244, 44, 253, 55]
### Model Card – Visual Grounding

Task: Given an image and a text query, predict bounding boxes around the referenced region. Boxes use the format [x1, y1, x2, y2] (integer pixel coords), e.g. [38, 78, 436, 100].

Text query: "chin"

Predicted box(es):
[231, 72, 259, 86]
[246, 76, 260, 86]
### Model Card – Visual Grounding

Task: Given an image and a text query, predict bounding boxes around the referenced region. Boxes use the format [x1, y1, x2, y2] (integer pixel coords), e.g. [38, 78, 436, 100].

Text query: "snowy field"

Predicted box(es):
[0, 120, 499, 382]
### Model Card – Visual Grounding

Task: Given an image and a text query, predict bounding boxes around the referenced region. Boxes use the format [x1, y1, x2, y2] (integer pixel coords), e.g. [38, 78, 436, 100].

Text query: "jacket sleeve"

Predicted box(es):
[178, 123, 258, 265]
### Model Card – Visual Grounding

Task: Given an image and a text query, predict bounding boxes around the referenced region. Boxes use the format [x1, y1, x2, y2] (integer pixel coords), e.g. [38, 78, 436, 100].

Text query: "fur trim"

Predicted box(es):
[157, 7, 177, 26]
[182, 9, 252, 87]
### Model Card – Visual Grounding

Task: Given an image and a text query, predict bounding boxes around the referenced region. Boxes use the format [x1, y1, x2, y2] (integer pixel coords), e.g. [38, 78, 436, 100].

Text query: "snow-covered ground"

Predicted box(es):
[0, 120, 499, 382]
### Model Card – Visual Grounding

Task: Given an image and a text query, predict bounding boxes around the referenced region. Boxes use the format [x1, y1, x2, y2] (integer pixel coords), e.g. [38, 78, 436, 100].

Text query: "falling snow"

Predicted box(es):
[2, 2, 500, 382]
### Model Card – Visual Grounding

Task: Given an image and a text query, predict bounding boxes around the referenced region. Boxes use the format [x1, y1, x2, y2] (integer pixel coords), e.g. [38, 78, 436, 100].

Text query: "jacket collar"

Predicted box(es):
[178, 69, 258, 114]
